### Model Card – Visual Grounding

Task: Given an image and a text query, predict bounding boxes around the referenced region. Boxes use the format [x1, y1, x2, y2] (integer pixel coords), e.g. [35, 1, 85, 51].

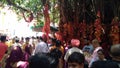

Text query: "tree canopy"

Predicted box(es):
[0, 0, 60, 27]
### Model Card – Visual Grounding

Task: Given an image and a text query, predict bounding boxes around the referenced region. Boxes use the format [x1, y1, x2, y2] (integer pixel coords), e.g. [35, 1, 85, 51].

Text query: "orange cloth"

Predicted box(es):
[0, 42, 8, 61]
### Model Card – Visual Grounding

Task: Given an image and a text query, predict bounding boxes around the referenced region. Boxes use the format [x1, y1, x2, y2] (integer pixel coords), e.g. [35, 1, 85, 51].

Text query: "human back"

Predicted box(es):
[0, 35, 8, 61]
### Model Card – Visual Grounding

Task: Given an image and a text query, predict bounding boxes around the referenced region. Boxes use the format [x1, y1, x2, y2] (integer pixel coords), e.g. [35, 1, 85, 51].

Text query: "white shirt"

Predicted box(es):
[34, 41, 49, 54]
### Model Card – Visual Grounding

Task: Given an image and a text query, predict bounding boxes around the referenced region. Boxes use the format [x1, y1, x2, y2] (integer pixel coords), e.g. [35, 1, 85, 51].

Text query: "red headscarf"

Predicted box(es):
[71, 39, 80, 47]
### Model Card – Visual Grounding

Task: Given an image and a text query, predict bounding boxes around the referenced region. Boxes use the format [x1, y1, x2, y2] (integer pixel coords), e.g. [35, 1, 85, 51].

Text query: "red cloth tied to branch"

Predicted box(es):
[42, 4, 50, 40]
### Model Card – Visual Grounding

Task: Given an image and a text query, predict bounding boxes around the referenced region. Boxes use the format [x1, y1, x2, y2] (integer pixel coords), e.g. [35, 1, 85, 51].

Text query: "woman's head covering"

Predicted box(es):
[71, 39, 80, 47]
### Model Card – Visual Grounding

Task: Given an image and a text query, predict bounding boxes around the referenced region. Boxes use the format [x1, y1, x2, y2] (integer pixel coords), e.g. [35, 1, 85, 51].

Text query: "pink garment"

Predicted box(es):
[92, 47, 102, 60]
[17, 61, 29, 68]
[0, 42, 8, 61]
[71, 39, 80, 47]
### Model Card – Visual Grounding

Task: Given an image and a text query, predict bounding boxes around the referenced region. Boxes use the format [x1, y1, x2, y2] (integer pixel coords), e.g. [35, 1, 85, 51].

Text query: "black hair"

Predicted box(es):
[56, 40, 62, 47]
[48, 56, 59, 68]
[39, 36, 43, 40]
[97, 49, 105, 55]
[29, 53, 50, 68]
[0, 35, 6, 42]
[67, 52, 85, 64]
[36, 36, 39, 39]
[14, 37, 20, 43]
[49, 48, 62, 68]
[21, 37, 24, 40]
[25, 37, 30, 40]
[51, 38, 57, 43]
[50, 48, 62, 59]
[15, 40, 19, 43]
[31, 36, 35, 39]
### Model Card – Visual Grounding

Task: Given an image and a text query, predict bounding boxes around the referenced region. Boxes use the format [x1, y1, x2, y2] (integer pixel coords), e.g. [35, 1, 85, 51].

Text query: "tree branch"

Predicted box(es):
[6, 0, 34, 22]
[6, 0, 28, 11]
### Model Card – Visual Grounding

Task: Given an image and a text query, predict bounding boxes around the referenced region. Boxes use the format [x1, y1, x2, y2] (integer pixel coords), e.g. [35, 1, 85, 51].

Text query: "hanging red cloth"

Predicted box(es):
[94, 11, 104, 42]
[42, 4, 51, 40]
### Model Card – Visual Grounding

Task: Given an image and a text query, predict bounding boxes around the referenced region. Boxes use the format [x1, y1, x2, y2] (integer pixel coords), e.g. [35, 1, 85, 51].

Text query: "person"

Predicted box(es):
[50, 39, 64, 56]
[49, 48, 62, 68]
[49, 39, 64, 68]
[82, 39, 94, 54]
[64, 39, 83, 62]
[29, 53, 50, 68]
[64, 51, 85, 68]
[88, 39, 102, 68]
[97, 49, 106, 61]
[31, 36, 36, 50]
[20, 37, 24, 45]
[0, 35, 8, 60]
[0, 35, 8, 67]
[34, 34, 49, 54]
[35, 36, 40, 45]
[90, 48, 119, 68]
[91, 60, 119, 68]
[5, 37, 29, 68]
[49, 38, 57, 51]
[110, 44, 120, 67]
[82, 39, 94, 63]
[64, 39, 88, 68]
[23, 37, 33, 56]
[12, 37, 22, 47]
[5, 45, 25, 68]
[90, 45, 119, 68]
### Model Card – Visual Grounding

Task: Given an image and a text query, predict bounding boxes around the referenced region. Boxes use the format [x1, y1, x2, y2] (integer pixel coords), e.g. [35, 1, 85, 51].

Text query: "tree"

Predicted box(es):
[0, 0, 120, 45]
[0, 0, 60, 31]
[58, 0, 120, 47]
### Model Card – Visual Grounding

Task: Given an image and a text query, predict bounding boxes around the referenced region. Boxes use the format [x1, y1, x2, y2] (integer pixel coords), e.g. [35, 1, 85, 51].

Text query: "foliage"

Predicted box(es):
[0, 0, 60, 27]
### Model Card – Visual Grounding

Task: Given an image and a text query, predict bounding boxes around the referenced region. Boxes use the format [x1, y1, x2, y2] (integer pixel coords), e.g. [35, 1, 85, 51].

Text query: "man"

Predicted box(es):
[23, 37, 33, 56]
[91, 60, 119, 68]
[0, 35, 8, 61]
[34, 34, 49, 54]
[64, 39, 83, 61]
[64, 39, 86, 68]
[110, 44, 120, 67]
[66, 52, 85, 68]
[0, 35, 8, 67]
[29, 53, 50, 68]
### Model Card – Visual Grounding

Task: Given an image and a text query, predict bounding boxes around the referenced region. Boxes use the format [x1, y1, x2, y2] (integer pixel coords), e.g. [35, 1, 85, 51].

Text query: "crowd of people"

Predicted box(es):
[0, 34, 120, 68]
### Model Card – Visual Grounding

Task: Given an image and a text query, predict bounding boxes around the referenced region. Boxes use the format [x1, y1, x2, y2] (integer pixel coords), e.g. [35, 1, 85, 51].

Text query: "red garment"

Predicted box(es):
[0, 42, 8, 60]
